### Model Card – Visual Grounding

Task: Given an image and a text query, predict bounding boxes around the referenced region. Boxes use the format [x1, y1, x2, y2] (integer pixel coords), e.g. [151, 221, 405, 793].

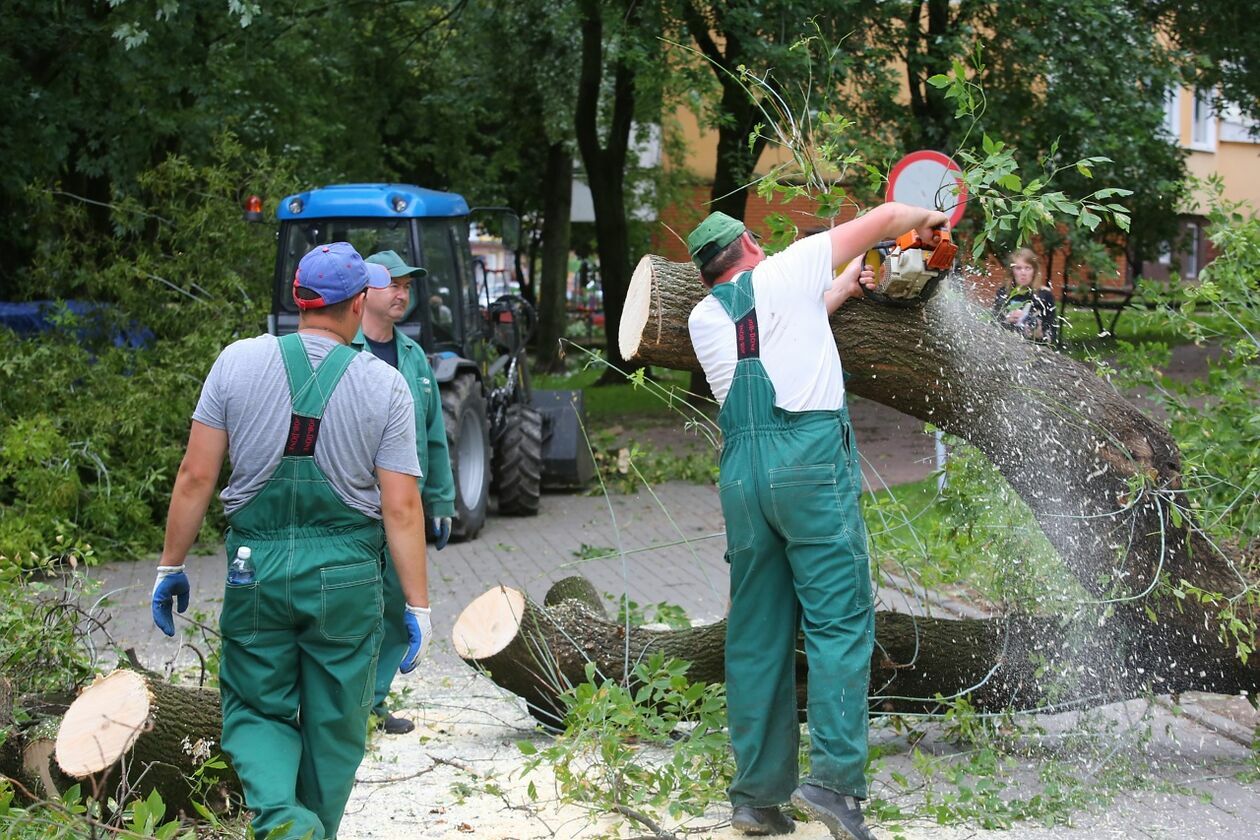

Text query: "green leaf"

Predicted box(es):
[516, 739, 537, 755]
[1079, 209, 1101, 231]
[927, 74, 951, 89]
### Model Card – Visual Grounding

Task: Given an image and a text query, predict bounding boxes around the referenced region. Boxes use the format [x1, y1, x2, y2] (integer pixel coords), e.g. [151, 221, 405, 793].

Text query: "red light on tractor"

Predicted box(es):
[243, 194, 263, 222]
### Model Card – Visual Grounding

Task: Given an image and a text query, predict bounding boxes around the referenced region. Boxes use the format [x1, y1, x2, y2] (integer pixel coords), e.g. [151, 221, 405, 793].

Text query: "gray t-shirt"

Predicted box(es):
[192, 333, 421, 518]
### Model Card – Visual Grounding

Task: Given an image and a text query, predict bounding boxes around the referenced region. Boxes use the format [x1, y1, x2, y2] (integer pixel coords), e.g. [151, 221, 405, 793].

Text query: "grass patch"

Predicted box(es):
[535, 366, 701, 422]
[863, 446, 1082, 610]
[1057, 306, 1230, 356]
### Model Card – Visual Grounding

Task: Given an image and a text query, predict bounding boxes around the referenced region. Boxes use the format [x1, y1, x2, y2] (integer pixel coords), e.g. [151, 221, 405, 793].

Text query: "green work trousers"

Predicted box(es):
[218, 334, 385, 840]
[372, 548, 407, 717]
[711, 272, 875, 808]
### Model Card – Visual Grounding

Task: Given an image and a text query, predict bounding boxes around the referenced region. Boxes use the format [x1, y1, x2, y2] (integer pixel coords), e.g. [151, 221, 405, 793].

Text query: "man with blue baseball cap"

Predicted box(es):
[152, 241, 434, 839]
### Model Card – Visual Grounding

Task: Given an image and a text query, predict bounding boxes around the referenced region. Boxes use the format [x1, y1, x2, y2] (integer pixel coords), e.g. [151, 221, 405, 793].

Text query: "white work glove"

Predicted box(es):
[400, 604, 432, 672]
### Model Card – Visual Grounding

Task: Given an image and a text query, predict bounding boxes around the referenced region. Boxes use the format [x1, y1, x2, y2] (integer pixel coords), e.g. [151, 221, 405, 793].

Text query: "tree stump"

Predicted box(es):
[54, 669, 239, 815]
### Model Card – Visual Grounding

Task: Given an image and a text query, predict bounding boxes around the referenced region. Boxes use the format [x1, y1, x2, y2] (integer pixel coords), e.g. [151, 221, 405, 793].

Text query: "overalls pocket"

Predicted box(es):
[319, 560, 383, 642]
[718, 480, 754, 561]
[220, 581, 259, 645]
[841, 420, 862, 495]
[768, 464, 844, 544]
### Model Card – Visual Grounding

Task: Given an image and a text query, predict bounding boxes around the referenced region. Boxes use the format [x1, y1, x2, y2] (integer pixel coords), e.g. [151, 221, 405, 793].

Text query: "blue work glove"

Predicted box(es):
[151, 565, 190, 636]
[400, 604, 432, 673]
[427, 516, 452, 551]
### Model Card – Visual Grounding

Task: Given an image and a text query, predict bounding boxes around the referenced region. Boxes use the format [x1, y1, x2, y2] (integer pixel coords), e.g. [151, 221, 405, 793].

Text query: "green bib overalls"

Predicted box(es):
[219, 334, 385, 840]
[712, 272, 875, 807]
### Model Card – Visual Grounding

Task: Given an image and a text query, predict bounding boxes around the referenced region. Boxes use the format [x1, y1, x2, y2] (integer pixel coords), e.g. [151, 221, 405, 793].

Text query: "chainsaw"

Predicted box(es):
[863, 226, 958, 306]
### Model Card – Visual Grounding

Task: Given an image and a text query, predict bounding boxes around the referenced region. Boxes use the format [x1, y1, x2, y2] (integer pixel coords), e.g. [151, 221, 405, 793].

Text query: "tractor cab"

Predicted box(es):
[271, 184, 475, 359]
[268, 183, 591, 541]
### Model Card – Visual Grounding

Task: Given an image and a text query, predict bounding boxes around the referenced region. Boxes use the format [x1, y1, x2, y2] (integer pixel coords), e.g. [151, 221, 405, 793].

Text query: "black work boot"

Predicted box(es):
[789, 784, 875, 840]
[731, 805, 796, 835]
[377, 712, 415, 735]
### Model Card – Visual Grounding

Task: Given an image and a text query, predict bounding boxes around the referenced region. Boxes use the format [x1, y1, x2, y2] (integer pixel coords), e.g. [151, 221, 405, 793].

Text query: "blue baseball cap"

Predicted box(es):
[365, 262, 393, 290]
[293, 242, 385, 310]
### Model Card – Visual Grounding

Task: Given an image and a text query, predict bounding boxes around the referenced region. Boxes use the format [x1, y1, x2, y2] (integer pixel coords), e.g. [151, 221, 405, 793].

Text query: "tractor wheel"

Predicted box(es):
[494, 404, 543, 516]
[442, 373, 490, 541]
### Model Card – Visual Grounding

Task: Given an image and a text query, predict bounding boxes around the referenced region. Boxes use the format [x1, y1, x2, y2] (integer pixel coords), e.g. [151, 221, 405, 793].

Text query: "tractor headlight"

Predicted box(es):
[288, 198, 303, 214]
[392, 196, 408, 212]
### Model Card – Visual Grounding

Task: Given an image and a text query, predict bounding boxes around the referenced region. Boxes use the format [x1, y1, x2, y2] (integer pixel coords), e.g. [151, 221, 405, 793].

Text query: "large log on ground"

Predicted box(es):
[454, 580, 1255, 722]
[54, 669, 239, 814]
[619, 255, 1258, 701]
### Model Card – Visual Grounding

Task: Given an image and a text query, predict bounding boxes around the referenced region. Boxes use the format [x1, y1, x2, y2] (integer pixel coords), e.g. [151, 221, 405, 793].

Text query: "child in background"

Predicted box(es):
[993, 247, 1056, 343]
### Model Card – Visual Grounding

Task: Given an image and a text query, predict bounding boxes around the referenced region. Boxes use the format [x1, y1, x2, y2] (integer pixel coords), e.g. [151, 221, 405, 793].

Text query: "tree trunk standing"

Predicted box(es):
[535, 143, 574, 373]
[902, 0, 957, 151]
[574, 0, 645, 382]
[678, 1, 771, 406]
[619, 255, 1259, 700]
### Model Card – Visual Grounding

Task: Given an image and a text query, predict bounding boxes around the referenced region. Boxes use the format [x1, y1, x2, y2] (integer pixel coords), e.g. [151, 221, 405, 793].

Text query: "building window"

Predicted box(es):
[1219, 101, 1259, 144]
[1190, 88, 1216, 151]
[1157, 239, 1172, 267]
[1162, 86, 1180, 141]
[1183, 221, 1200, 279]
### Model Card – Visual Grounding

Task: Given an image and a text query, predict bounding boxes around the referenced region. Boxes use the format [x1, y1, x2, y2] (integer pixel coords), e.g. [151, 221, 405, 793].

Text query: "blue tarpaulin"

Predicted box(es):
[0, 301, 153, 348]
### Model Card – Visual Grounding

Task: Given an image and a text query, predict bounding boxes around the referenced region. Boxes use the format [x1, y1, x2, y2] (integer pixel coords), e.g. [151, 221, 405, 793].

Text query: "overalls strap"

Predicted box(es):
[278, 333, 357, 419]
[710, 272, 761, 360]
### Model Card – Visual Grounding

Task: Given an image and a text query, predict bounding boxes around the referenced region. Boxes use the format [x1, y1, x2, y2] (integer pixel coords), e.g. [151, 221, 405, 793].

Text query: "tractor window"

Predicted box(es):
[418, 220, 460, 348]
[277, 220, 413, 314]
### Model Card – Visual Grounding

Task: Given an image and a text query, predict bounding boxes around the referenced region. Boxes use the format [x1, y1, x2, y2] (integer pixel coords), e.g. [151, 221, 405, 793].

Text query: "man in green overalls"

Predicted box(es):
[355, 249, 457, 734]
[152, 242, 434, 839]
[686, 204, 947, 839]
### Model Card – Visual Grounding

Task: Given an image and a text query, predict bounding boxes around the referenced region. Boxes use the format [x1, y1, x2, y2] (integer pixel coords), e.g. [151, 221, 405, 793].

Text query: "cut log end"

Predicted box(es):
[452, 585, 527, 660]
[55, 670, 151, 777]
[618, 256, 655, 363]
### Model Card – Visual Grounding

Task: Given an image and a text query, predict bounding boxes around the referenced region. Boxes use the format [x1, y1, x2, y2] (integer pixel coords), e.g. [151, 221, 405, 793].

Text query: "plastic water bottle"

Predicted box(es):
[227, 546, 254, 585]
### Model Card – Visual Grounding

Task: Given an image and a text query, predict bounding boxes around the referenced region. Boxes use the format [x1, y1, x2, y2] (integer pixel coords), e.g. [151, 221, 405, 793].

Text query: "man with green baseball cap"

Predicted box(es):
[687, 211, 749, 272]
[686, 203, 947, 839]
[354, 249, 457, 735]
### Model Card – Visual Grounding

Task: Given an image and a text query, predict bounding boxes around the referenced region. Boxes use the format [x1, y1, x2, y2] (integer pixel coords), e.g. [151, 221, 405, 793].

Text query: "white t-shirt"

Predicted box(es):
[688, 233, 844, 411]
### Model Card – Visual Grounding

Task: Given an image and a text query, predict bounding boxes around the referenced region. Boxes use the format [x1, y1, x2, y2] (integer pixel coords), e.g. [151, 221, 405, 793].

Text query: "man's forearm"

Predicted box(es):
[159, 471, 217, 566]
[384, 500, 430, 608]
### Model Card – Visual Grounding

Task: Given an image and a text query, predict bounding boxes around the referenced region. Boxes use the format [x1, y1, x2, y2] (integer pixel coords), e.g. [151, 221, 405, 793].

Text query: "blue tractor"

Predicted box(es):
[269, 183, 546, 540]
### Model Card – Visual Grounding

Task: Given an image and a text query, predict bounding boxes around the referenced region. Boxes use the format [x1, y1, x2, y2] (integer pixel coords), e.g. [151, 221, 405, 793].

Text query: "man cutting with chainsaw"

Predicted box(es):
[151, 243, 433, 839]
[686, 203, 948, 839]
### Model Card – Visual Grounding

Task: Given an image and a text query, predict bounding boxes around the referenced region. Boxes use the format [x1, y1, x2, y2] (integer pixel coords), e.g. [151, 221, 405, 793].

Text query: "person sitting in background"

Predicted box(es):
[993, 247, 1056, 343]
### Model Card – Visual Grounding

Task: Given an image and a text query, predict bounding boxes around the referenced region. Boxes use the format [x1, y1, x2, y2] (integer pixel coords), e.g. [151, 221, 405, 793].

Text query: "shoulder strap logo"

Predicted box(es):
[735, 309, 759, 359]
[285, 414, 321, 457]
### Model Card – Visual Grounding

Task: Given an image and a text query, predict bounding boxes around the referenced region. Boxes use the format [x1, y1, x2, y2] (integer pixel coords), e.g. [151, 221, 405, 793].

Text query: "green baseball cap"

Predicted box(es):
[366, 249, 428, 278]
[687, 212, 746, 268]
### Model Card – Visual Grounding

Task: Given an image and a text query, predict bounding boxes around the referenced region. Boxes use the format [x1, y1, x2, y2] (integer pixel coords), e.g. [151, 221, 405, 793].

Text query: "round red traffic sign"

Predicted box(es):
[887, 150, 967, 228]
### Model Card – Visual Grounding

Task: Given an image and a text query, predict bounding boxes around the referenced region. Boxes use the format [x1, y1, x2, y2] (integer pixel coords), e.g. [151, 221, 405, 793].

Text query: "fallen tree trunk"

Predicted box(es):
[454, 579, 1255, 724]
[617, 255, 1258, 702]
[54, 669, 239, 815]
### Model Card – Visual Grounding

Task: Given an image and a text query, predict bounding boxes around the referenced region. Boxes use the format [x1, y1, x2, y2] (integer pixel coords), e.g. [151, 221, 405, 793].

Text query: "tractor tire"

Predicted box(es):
[442, 373, 490, 541]
[494, 405, 543, 516]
